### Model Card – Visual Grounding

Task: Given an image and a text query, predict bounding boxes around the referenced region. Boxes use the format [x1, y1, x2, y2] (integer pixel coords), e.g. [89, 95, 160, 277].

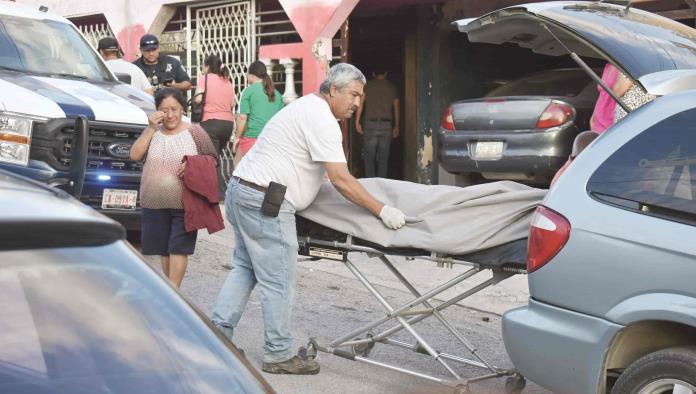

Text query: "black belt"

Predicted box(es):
[368, 118, 391, 122]
[234, 176, 267, 193]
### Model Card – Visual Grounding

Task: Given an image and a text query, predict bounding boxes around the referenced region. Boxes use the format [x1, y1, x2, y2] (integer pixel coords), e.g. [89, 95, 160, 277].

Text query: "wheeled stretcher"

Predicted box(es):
[295, 216, 528, 393]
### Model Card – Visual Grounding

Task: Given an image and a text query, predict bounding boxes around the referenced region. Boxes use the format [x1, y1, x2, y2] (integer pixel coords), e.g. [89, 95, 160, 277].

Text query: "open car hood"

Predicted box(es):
[456, 1, 696, 95]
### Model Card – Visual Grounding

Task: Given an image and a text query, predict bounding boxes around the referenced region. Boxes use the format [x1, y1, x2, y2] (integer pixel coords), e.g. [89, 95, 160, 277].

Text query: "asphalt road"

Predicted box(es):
[142, 226, 551, 394]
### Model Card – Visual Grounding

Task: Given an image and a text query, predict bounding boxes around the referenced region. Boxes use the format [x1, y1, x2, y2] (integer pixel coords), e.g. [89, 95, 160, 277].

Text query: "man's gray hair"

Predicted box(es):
[319, 63, 366, 94]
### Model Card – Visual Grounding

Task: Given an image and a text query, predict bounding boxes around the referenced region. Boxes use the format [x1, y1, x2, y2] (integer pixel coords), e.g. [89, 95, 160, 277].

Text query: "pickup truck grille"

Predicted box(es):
[30, 119, 145, 173]
[60, 125, 142, 172]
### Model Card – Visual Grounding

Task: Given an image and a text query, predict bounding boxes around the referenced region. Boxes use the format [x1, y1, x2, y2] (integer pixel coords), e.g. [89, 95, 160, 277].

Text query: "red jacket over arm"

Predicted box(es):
[182, 155, 224, 234]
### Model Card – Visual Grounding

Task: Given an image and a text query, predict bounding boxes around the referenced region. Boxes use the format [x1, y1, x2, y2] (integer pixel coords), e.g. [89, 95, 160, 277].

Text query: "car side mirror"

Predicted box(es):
[114, 72, 131, 84]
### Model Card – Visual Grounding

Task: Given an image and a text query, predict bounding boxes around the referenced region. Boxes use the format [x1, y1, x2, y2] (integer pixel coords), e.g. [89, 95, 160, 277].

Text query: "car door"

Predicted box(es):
[533, 97, 696, 321]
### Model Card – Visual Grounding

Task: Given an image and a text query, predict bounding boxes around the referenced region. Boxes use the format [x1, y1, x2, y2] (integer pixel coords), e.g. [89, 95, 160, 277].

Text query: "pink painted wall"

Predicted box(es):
[22, 0, 360, 85]
[18, 0, 185, 60]
[260, 0, 359, 95]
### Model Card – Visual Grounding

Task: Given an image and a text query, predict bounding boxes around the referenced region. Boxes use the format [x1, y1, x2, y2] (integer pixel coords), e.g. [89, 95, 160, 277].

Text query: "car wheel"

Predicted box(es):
[611, 347, 696, 394]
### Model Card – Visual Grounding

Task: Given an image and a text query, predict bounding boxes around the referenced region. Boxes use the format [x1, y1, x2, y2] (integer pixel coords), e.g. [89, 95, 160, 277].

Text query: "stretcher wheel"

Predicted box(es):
[505, 373, 526, 393]
[453, 384, 470, 394]
[298, 343, 317, 360]
[352, 341, 375, 357]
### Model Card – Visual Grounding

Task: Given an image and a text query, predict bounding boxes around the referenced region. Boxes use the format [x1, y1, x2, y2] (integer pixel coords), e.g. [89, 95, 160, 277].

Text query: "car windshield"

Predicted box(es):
[0, 14, 112, 81]
[0, 242, 268, 394]
[487, 70, 590, 98]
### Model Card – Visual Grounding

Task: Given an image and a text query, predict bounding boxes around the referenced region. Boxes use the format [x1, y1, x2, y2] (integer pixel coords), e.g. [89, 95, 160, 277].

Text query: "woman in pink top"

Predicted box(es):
[589, 63, 619, 133]
[194, 54, 236, 155]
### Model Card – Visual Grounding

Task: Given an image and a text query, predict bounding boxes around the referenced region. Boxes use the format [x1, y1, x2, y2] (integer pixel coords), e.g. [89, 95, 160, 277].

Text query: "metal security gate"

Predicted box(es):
[186, 0, 256, 185]
[77, 22, 114, 50]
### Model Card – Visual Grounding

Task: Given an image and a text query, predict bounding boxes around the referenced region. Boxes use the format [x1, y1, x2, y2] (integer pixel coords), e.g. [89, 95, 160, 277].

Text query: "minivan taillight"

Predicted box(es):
[441, 106, 455, 131]
[527, 206, 571, 273]
[536, 102, 573, 129]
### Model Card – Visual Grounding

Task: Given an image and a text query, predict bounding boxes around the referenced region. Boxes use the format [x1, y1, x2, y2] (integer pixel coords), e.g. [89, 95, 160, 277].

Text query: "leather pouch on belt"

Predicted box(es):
[261, 181, 287, 217]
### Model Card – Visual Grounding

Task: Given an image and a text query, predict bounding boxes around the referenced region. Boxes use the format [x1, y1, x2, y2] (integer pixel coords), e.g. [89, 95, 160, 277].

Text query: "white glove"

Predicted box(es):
[379, 205, 406, 230]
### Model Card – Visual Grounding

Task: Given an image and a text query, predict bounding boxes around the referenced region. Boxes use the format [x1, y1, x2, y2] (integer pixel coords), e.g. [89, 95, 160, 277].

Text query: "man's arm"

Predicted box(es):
[392, 98, 400, 138]
[355, 93, 365, 135]
[324, 162, 405, 229]
[171, 80, 192, 91]
[324, 162, 383, 216]
[132, 66, 153, 95]
[171, 62, 192, 91]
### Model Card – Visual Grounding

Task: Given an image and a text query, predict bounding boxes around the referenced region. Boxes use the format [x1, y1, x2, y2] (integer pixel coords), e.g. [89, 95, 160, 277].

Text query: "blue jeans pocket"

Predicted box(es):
[233, 186, 265, 238]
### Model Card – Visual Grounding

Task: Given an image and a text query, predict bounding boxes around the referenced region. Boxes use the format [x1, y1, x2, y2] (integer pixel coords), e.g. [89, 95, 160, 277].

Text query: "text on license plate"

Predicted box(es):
[308, 246, 346, 261]
[474, 141, 503, 160]
[102, 189, 138, 210]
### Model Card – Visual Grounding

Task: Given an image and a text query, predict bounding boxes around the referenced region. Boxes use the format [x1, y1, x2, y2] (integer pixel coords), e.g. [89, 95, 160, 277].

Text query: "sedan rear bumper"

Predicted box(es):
[502, 298, 623, 394]
[437, 123, 578, 182]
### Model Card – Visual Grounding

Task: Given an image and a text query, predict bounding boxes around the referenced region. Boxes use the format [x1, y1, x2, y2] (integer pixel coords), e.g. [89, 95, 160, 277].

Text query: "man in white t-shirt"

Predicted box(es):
[212, 63, 406, 375]
[97, 37, 153, 95]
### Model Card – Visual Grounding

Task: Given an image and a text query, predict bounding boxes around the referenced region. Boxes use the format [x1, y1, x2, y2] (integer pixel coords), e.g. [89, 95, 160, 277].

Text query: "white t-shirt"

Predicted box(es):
[233, 94, 346, 211]
[106, 59, 152, 92]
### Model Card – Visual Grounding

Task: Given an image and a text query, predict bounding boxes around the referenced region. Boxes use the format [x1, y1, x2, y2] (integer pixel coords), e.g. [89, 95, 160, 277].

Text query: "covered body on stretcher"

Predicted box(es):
[291, 178, 546, 391]
[296, 178, 546, 270]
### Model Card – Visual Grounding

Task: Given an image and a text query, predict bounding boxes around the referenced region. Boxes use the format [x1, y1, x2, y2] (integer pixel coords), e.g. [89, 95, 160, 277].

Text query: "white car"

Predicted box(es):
[0, 2, 153, 234]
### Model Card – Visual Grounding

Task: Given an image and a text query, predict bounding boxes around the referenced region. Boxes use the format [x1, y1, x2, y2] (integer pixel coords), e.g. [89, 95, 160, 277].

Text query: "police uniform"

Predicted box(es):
[133, 55, 191, 89]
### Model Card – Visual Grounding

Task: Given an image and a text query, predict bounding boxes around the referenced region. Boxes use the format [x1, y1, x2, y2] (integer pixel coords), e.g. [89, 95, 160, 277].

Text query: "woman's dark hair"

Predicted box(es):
[204, 54, 230, 79]
[248, 60, 276, 102]
[155, 87, 186, 110]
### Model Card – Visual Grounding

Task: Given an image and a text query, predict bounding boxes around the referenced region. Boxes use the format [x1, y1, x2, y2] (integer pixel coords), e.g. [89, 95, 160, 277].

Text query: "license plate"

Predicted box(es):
[102, 189, 138, 210]
[308, 246, 346, 261]
[474, 141, 503, 160]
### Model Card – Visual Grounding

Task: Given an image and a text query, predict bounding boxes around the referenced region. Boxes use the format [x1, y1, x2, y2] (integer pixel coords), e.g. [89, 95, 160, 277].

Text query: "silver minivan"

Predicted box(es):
[458, 2, 696, 393]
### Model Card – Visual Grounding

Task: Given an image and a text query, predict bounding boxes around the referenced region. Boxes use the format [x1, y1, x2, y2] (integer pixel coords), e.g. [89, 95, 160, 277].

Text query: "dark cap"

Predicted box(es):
[139, 34, 159, 50]
[97, 37, 120, 52]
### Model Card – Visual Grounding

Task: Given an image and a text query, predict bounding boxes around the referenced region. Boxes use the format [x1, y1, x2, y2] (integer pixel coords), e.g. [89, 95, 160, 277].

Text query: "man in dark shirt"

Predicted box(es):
[355, 68, 399, 178]
[133, 34, 192, 92]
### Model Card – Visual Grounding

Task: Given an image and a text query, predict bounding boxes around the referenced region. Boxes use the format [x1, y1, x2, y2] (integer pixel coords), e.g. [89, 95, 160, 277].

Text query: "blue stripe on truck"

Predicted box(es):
[0, 71, 96, 120]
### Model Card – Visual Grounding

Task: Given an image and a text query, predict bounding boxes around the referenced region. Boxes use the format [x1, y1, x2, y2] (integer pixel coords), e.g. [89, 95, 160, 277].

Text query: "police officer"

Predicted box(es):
[133, 34, 192, 92]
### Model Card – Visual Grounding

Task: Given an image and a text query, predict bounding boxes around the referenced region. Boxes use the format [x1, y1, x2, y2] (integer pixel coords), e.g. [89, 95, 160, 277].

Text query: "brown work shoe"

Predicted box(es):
[262, 356, 320, 375]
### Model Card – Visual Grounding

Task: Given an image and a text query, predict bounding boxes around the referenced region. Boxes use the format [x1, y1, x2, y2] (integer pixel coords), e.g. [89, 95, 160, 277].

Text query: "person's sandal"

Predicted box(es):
[262, 356, 320, 375]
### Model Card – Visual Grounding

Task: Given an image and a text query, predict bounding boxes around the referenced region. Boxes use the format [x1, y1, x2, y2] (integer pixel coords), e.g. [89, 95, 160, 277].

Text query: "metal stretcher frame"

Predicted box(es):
[296, 233, 528, 393]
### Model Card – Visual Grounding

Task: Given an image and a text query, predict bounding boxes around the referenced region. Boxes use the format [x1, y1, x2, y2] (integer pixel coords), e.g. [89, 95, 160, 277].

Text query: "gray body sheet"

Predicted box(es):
[297, 179, 546, 255]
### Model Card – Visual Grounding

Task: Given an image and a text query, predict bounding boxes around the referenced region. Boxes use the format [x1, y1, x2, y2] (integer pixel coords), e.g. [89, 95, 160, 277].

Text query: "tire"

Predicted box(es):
[505, 374, 526, 394]
[611, 346, 696, 394]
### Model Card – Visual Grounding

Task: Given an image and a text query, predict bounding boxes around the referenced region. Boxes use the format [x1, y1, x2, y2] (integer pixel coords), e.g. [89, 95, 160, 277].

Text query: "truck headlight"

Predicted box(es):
[0, 114, 32, 166]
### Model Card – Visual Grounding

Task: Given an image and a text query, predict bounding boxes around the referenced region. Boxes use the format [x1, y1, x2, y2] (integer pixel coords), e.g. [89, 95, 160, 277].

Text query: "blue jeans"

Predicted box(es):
[211, 178, 298, 363]
[363, 120, 392, 178]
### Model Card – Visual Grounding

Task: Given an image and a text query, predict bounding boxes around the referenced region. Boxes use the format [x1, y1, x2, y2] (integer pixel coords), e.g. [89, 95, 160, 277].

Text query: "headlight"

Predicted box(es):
[0, 114, 32, 166]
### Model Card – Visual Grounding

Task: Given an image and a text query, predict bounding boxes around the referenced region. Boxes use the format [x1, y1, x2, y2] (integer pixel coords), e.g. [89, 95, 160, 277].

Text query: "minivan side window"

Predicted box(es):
[588, 109, 696, 225]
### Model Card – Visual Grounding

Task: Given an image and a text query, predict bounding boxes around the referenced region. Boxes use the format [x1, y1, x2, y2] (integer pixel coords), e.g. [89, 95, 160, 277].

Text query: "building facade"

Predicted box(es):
[18, 0, 696, 184]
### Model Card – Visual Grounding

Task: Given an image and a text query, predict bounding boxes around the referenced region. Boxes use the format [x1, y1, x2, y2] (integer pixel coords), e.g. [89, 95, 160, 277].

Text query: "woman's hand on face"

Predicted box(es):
[177, 162, 186, 179]
[148, 111, 164, 129]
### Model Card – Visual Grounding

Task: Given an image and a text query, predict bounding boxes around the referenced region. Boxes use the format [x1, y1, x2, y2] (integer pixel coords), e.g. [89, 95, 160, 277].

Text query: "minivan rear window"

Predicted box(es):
[486, 70, 590, 98]
[588, 109, 696, 224]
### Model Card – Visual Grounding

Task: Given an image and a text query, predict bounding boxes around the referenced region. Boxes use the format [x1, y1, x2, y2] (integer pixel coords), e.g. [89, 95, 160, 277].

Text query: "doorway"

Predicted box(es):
[348, 8, 417, 180]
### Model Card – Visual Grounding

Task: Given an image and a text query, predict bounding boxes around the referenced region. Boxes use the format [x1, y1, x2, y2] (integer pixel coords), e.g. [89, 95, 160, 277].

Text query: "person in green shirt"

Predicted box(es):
[233, 61, 284, 165]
